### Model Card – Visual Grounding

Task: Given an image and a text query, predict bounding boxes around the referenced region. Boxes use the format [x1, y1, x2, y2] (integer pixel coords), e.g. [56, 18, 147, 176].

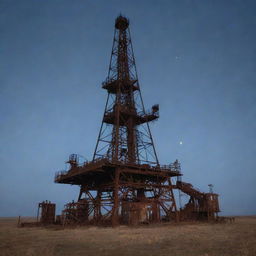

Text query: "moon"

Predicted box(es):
[179, 141, 183, 145]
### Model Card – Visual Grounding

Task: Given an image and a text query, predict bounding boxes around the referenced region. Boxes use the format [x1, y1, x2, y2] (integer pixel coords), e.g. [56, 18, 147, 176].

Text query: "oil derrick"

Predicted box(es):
[94, 16, 159, 166]
[55, 15, 182, 226]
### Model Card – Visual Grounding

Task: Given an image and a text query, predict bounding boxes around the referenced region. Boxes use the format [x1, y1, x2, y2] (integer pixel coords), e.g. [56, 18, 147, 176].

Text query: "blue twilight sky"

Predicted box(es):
[0, 0, 256, 217]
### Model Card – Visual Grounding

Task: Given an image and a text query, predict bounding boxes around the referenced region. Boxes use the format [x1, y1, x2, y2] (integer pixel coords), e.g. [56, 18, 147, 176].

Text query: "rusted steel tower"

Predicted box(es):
[55, 15, 220, 226]
[94, 15, 159, 166]
[55, 16, 181, 226]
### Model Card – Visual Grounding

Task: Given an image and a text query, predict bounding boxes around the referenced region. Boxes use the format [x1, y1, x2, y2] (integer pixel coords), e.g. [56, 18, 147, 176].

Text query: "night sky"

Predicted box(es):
[1, 0, 256, 217]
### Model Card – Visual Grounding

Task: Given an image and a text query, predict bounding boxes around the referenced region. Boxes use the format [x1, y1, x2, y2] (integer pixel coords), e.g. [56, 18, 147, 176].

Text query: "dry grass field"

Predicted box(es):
[0, 216, 256, 256]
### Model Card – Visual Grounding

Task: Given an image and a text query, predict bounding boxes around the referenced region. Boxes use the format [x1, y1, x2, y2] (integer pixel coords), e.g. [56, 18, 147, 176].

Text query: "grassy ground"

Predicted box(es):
[0, 216, 256, 256]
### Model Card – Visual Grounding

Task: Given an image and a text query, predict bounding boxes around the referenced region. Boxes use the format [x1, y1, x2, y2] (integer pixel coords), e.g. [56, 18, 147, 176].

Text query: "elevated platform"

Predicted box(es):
[55, 157, 181, 190]
[103, 110, 158, 125]
[102, 79, 139, 94]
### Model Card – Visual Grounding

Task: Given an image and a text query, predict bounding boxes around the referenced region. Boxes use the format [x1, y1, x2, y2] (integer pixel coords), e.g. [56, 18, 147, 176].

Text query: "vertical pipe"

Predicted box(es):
[112, 168, 120, 226]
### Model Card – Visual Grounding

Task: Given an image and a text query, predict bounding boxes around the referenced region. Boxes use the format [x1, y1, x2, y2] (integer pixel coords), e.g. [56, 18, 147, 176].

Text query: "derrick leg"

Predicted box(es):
[168, 178, 179, 222]
[94, 190, 102, 223]
[78, 186, 83, 201]
[112, 168, 120, 226]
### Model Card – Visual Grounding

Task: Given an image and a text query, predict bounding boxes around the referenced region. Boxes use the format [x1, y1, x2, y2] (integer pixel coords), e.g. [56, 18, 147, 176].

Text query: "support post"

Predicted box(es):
[94, 190, 102, 223]
[17, 216, 21, 227]
[112, 168, 120, 226]
[168, 178, 179, 222]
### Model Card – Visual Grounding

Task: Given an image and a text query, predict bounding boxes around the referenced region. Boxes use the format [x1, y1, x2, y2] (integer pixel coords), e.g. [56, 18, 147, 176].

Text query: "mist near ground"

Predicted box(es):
[1, 0, 256, 216]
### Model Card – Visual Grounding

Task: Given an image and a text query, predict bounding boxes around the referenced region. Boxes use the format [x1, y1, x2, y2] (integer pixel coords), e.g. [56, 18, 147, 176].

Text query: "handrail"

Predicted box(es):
[55, 157, 109, 181]
[55, 157, 181, 182]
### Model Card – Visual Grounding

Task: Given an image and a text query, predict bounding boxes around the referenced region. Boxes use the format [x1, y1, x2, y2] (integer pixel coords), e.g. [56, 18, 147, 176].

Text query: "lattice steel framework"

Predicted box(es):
[93, 16, 159, 165]
[55, 15, 219, 226]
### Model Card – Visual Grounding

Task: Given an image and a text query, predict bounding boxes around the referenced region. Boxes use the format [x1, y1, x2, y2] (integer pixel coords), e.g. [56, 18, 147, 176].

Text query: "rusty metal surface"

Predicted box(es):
[61, 199, 89, 225]
[49, 15, 221, 226]
[38, 201, 56, 224]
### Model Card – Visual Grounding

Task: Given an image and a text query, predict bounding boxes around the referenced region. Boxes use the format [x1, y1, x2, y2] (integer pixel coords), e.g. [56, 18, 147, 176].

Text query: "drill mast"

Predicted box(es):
[94, 16, 159, 165]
